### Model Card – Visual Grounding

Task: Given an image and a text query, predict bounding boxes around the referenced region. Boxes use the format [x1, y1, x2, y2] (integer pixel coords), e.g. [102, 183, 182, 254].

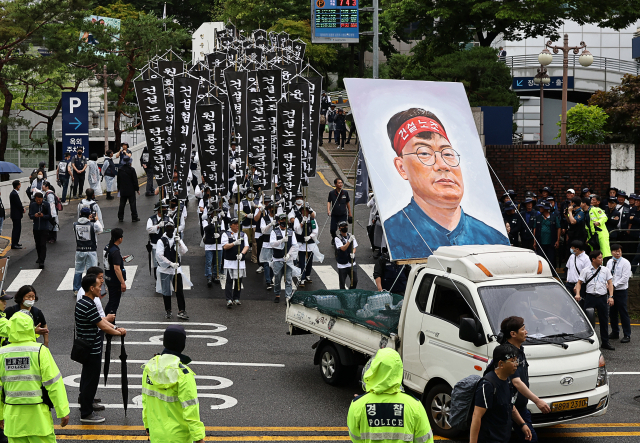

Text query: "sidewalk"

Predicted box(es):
[318, 134, 359, 187]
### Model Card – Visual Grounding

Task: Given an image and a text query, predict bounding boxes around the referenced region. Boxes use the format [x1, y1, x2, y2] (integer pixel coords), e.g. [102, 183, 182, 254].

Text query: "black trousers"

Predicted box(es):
[72, 172, 85, 197]
[11, 217, 21, 245]
[163, 273, 186, 311]
[118, 194, 138, 220]
[105, 283, 122, 315]
[79, 347, 103, 418]
[338, 265, 358, 289]
[225, 270, 242, 301]
[33, 230, 48, 263]
[299, 251, 314, 279]
[335, 129, 346, 147]
[584, 293, 610, 345]
[318, 125, 324, 145]
[520, 238, 535, 251]
[610, 289, 631, 337]
[330, 214, 348, 239]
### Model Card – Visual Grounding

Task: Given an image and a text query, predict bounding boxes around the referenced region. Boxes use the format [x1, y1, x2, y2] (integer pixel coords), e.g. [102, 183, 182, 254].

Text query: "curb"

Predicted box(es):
[318, 145, 354, 188]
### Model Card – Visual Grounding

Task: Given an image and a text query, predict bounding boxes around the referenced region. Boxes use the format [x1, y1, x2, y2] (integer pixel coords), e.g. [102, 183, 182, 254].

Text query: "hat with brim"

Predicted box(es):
[524, 197, 536, 204]
[537, 202, 551, 210]
[617, 190, 627, 198]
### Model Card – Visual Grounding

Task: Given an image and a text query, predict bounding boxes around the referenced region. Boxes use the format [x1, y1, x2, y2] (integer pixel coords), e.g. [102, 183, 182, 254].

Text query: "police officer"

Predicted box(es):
[270, 213, 299, 303]
[142, 325, 205, 443]
[203, 209, 226, 287]
[295, 203, 319, 288]
[335, 220, 358, 289]
[605, 197, 621, 235]
[147, 201, 171, 280]
[519, 197, 538, 250]
[615, 190, 631, 249]
[588, 195, 611, 258]
[0, 312, 70, 441]
[502, 202, 522, 247]
[221, 218, 249, 308]
[347, 348, 433, 443]
[73, 207, 104, 295]
[373, 247, 410, 295]
[103, 228, 127, 315]
[156, 220, 190, 320]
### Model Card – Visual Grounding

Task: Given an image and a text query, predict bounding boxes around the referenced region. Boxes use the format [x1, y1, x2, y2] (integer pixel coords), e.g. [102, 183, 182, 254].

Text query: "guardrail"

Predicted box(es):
[505, 54, 640, 76]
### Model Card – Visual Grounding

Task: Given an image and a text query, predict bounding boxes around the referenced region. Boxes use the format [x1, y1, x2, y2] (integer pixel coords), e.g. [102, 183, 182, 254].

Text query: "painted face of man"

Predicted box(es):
[393, 133, 464, 210]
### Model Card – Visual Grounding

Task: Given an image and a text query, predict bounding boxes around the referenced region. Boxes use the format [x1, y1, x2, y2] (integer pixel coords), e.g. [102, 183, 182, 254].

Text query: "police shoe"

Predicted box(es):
[93, 402, 106, 411]
[601, 342, 616, 351]
[80, 413, 105, 423]
[609, 333, 620, 340]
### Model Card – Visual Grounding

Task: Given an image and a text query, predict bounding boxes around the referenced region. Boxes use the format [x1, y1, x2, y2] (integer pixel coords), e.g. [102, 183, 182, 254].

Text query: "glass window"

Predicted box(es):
[415, 274, 433, 313]
[478, 283, 591, 340]
[430, 283, 474, 327]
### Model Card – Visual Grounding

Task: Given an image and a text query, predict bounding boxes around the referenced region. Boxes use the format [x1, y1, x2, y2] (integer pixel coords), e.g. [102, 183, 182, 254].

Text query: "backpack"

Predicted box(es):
[449, 375, 497, 431]
[53, 193, 63, 212]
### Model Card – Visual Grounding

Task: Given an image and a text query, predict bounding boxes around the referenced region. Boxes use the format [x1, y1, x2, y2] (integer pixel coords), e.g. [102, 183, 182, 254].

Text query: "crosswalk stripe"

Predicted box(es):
[182, 265, 191, 290]
[6, 269, 42, 292]
[313, 266, 340, 289]
[124, 265, 137, 289]
[359, 264, 375, 284]
[56, 266, 137, 291]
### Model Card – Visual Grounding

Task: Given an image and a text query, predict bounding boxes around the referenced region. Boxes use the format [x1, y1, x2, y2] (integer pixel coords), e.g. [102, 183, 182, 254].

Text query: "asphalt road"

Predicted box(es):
[1, 157, 639, 441]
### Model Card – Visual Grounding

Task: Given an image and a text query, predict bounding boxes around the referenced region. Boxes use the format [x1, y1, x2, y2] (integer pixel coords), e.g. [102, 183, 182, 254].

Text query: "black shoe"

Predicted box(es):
[11, 246, 22, 250]
[266, 282, 274, 290]
[608, 333, 620, 340]
[621, 336, 631, 343]
[345, 141, 350, 144]
[601, 342, 615, 350]
[274, 296, 280, 303]
[92, 403, 106, 411]
[132, 218, 140, 222]
[207, 278, 212, 287]
[16, 244, 22, 247]
[39, 263, 44, 269]
[119, 219, 124, 222]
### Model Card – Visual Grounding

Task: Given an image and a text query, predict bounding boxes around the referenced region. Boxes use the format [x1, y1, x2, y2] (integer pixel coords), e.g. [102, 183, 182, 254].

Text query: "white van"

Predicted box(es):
[286, 245, 609, 437]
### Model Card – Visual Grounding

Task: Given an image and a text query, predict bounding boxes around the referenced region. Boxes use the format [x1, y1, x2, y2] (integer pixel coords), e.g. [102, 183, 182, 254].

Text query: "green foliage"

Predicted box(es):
[589, 74, 640, 145]
[94, 0, 207, 32]
[556, 104, 610, 144]
[216, 0, 309, 32]
[94, 0, 144, 20]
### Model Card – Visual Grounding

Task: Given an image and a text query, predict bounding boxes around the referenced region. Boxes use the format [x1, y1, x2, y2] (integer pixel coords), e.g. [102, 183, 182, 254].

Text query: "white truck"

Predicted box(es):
[286, 245, 609, 437]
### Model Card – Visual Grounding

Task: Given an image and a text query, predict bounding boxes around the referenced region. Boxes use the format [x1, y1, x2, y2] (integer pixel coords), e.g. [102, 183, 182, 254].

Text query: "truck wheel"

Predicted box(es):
[319, 345, 344, 385]
[424, 384, 458, 438]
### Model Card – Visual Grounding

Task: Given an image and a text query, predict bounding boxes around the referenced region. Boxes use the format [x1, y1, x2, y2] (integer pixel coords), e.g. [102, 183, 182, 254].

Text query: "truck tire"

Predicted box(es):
[424, 383, 458, 438]
[319, 345, 344, 385]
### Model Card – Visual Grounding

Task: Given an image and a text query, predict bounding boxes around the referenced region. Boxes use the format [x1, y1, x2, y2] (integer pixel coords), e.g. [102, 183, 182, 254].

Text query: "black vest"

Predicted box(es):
[58, 160, 70, 179]
[223, 231, 244, 261]
[203, 221, 222, 245]
[74, 220, 97, 252]
[240, 200, 253, 228]
[381, 261, 408, 294]
[273, 227, 293, 259]
[336, 234, 353, 265]
[161, 236, 179, 265]
[149, 214, 171, 245]
[103, 158, 116, 177]
[296, 220, 315, 244]
[103, 244, 126, 281]
[259, 213, 273, 235]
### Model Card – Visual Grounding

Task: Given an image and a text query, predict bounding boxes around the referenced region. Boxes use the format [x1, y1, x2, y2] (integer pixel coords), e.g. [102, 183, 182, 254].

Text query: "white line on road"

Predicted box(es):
[609, 372, 640, 375]
[116, 321, 227, 332]
[7, 269, 42, 292]
[101, 359, 285, 367]
[63, 374, 233, 390]
[359, 264, 375, 284]
[68, 393, 237, 410]
[314, 265, 340, 289]
[182, 265, 191, 290]
[123, 265, 137, 289]
[104, 334, 228, 346]
[57, 268, 77, 291]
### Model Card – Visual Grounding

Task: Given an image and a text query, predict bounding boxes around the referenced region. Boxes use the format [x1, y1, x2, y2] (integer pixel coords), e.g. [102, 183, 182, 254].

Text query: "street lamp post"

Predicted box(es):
[539, 34, 593, 144]
[533, 66, 550, 144]
[88, 64, 123, 153]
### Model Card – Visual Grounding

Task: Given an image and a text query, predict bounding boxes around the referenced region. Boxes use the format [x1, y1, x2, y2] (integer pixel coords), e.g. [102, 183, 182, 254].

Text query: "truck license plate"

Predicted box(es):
[551, 398, 588, 412]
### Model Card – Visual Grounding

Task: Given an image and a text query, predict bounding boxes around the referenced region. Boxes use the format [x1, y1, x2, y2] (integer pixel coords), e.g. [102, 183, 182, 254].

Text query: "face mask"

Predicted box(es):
[340, 227, 348, 233]
[165, 227, 175, 237]
[613, 256, 620, 261]
[570, 248, 576, 255]
[279, 221, 287, 228]
[296, 200, 303, 205]
[23, 300, 35, 308]
[37, 175, 43, 180]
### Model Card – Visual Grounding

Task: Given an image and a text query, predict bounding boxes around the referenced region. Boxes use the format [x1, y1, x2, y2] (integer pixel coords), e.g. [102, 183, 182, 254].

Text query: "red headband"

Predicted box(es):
[393, 117, 450, 156]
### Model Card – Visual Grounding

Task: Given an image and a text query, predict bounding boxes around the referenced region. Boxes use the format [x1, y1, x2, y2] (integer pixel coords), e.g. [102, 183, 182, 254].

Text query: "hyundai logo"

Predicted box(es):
[560, 377, 574, 386]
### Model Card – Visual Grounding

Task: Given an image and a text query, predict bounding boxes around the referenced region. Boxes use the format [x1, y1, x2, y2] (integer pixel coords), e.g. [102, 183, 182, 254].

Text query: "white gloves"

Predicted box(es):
[233, 238, 242, 246]
[301, 216, 308, 223]
[271, 220, 277, 226]
[348, 236, 355, 244]
[304, 236, 311, 242]
[170, 262, 179, 269]
[285, 253, 291, 261]
[214, 233, 220, 239]
[236, 253, 243, 260]
[350, 253, 355, 259]
[212, 216, 218, 222]
[310, 233, 317, 240]
[258, 204, 264, 210]
[157, 221, 165, 228]
[174, 234, 181, 242]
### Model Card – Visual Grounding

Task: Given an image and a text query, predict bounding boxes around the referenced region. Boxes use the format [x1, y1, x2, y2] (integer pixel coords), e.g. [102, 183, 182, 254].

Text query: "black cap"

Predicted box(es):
[503, 202, 516, 211]
[277, 213, 287, 221]
[608, 186, 618, 192]
[582, 187, 591, 193]
[229, 217, 239, 225]
[507, 189, 516, 196]
[0, 290, 11, 301]
[617, 190, 627, 198]
[537, 202, 550, 210]
[64, 151, 71, 157]
[539, 186, 552, 194]
[545, 196, 555, 201]
[163, 325, 186, 353]
[524, 197, 536, 204]
[338, 220, 348, 228]
[608, 197, 617, 202]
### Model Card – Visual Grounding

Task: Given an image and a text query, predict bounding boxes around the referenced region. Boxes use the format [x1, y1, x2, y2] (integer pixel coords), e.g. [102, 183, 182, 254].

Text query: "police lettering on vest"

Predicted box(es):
[366, 403, 405, 427]
[0, 344, 45, 405]
[273, 227, 294, 259]
[74, 220, 97, 251]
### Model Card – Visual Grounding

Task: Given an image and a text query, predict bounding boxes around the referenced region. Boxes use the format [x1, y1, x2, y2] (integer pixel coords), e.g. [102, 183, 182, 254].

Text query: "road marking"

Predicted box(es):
[105, 334, 228, 346]
[123, 265, 137, 289]
[67, 393, 237, 410]
[53, 426, 350, 431]
[183, 265, 192, 290]
[6, 269, 41, 292]
[57, 266, 137, 291]
[540, 432, 640, 437]
[102, 359, 285, 367]
[359, 264, 375, 284]
[553, 423, 640, 428]
[313, 266, 340, 289]
[116, 321, 227, 332]
[609, 372, 640, 375]
[63, 373, 233, 390]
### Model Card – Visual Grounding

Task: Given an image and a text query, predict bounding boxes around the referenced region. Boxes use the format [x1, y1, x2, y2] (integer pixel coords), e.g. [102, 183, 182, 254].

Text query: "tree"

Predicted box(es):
[383, 0, 640, 57]
[215, 0, 309, 32]
[0, 0, 84, 167]
[94, 0, 208, 32]
[556, 103, 610, 144]
[589, 74, 640, 145]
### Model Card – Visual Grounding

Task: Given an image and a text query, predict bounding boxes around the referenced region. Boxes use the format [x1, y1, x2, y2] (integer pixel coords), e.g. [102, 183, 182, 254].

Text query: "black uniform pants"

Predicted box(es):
[162, 273, 186, 312]
[584, 293, 610, 345]
[33, 230, 48, 263]
[610, 289, 631, 337]
[118, 194, 138, 220]
[79, 345, 103, 418]
[72, 172, 85, 197]
[225, 270, 242, 301]
[11, 217, 21, 246]
[105, 282, 122, 315]
[338, 265, 358, 289]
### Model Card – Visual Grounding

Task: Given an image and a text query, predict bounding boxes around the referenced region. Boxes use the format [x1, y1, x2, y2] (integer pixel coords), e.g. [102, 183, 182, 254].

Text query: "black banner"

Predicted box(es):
[354, 148, 369, 206]
[196, 101, 226, 195]
[292, 40, 306, 61]
[253, 29, 268, 49]
[172, 76, 200, 199]
[280, 63, 297, 96]
[277, 102, 303, 207]
[307, 76, 323, 177]
[257, 70, 281, 182]
[158, 61, 183, 179]
[247, 90, 271, 191]
[224, 70, 248, 180]
[289, 81, 310, 186]
[278, 32, 289, 48]
[245, 47, 263, 67]
[134, 78, 168, 186]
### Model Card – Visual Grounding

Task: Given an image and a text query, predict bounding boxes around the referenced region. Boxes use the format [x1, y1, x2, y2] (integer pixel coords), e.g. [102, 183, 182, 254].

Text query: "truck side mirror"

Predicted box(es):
[585, 308, 596, 328]
[459, 318, 486, 347]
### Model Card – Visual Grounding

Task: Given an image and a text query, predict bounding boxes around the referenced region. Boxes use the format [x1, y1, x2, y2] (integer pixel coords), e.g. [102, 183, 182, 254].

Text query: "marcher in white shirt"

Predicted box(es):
[606, 244, 632, 343]
[334, 220, 358, 289]
[221, 218, 249, 308]
[565, 241, 591, 297]
[294, 203, 324, 287]
[575, 250, 615, 350]
[259, 198, 277, 290]
[269, 213, 299, 303]
[155, 220, 191, 320]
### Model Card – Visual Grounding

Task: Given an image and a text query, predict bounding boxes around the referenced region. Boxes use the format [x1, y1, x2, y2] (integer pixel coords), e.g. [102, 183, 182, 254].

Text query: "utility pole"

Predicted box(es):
[372, 0, 378, 79]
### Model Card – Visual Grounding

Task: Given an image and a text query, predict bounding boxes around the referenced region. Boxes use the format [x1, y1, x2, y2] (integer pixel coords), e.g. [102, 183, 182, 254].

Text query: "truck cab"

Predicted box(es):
[399, 245, 609, 437]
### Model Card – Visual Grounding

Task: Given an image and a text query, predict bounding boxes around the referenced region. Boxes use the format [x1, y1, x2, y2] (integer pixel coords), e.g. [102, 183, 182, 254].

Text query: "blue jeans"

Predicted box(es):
[205, 249, 223, 278]
[272, 260, 293, 298]
[263, 261, 272, 284]
[60, 176, 69, 202]
[74, 251, 98, 291]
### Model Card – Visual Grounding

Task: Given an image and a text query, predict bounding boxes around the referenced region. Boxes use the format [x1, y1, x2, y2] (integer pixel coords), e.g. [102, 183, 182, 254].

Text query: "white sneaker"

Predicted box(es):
[233, 299, 241, 305]
[62, 202, 69, 206]
[226, 300, 233, 308]
[256, 267, 264, 274]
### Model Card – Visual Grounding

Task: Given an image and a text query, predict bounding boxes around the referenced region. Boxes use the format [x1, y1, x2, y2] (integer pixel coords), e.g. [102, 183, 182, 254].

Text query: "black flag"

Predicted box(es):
[307, 76, 323, 177]
[247, 90, 272, 191]
[224, 70, 249, 179]
[196, 101, 226, 195]
[158, 61, 184, 181]
[277, 102, 304, 207]
[172, 76, 200, 199]
[355, 148, 369, 206]
[257, 70, 282, 183]
[289, 81, 310, 186]
[134, 78, 168, 185]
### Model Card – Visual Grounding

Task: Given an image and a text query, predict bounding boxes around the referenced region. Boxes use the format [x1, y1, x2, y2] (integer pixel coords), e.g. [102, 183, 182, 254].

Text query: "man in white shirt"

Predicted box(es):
[221, 218, 249, 308]
[155, 220, 190, 320]
[269, 214, 299, 303]
[575, 250, 615, 350]
[335, 220, 358, 289]
[565, 241, 590, 300]
[76, 266, 115, 324]
[606, 244, 632, 343]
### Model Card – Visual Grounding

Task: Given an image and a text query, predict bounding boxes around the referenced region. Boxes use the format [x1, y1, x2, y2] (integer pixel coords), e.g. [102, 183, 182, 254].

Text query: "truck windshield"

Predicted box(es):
[478, 283, 592, 341]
